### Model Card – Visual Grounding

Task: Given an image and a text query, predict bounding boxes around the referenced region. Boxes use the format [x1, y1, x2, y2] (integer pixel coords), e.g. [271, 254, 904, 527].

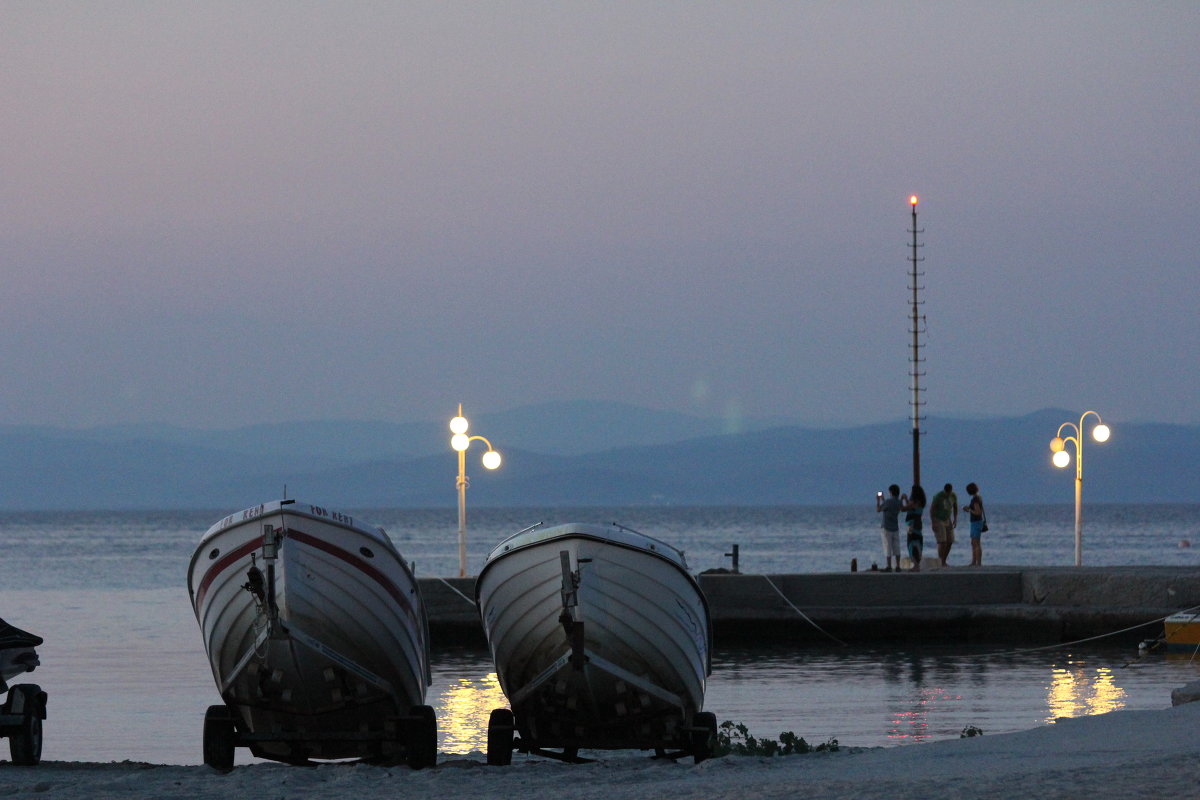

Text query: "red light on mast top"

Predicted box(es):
[909, 195, 919, 206]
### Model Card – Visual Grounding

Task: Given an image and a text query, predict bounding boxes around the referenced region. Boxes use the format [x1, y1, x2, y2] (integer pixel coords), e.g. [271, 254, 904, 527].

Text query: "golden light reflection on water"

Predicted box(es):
[1045, 661, 1126, 723]
[431, 671, 509, 754]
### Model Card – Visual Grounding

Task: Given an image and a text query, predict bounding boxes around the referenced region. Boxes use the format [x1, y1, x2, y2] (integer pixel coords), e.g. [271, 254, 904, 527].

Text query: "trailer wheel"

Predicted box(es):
[8, 685, 44, 766]
[691, 711, 717, 764]
[486, 707, 514, 766]
[203, 705, 237, 771]
[406, 705, 437, 770]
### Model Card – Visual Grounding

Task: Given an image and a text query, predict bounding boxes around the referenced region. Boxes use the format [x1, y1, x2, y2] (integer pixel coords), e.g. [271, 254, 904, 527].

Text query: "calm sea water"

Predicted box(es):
[3, 504, 1198, 589]
[1, 505, 1198, 765]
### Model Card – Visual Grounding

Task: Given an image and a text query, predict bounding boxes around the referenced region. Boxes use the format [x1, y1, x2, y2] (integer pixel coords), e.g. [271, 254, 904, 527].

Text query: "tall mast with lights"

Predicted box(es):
[908, 195, 926, 487]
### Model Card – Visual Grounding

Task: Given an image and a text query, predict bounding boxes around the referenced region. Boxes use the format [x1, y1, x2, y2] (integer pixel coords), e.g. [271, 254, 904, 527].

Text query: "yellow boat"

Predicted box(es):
[1163, 611, 1200, 652]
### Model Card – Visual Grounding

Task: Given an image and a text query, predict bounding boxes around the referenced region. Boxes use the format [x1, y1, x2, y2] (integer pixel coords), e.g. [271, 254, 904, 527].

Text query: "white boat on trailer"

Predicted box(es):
[475, 521, 715, 765]
[187, 500, 435, 769]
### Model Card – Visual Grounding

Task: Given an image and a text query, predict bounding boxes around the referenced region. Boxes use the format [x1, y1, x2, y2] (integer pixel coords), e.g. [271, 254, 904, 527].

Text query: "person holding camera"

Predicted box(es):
[875, 484, 903, 572]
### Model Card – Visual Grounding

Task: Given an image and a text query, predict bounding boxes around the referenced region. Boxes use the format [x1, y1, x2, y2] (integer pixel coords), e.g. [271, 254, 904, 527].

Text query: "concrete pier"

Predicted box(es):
[419, 566, 1200, 646]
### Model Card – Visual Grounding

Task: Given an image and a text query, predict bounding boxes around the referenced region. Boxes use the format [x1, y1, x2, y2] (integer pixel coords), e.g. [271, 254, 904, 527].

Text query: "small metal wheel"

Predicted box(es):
[486, 707, 514, 766]
[8, 684, 45, 766]
[691, 711, 717, 764]
[405, 704, 437, 769]
[202, 705, 237, 771]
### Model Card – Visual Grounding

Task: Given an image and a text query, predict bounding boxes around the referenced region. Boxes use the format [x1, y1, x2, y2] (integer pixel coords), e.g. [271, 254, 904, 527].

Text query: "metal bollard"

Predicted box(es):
[724, 544, 740, 574]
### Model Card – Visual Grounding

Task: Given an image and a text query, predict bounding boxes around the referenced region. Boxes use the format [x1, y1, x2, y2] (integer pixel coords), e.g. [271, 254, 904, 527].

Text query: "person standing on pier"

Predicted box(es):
[949, 484, 959, 536]
[964, 482, 986, 566]
[876, 484, 902, 572]
[931, 484, 956, 566]
[901, 485, 927, 571]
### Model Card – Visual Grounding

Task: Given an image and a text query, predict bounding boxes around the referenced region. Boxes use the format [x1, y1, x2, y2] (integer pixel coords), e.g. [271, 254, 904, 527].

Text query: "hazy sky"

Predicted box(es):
[3, 2, 1197, 430]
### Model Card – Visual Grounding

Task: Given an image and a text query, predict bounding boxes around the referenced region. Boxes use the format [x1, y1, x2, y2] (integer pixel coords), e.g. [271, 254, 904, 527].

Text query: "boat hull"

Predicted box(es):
[188, 501, 431, 762]
[1163, 612, 1200, 652]
[476, 523, 711, 752]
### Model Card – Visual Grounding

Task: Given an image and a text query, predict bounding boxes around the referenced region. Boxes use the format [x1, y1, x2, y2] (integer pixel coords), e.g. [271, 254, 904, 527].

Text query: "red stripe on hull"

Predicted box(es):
[194, 538, 261, 610]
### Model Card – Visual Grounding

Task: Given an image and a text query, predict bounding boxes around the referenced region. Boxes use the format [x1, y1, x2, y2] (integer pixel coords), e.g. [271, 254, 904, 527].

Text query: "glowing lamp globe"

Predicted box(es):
[451, 433, 470, 452]
[909, 195, 918, 206]
[450, 416, 469, 435]
[1049, 437, 1065, 453]
[1092, 424, 1110, 443]
[1052, 450, 1071, 469]
[481, 450, 502, 470]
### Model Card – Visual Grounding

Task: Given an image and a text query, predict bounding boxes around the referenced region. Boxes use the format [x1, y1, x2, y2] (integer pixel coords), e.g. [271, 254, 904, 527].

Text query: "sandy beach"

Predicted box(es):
[5, 700, 1198, 799]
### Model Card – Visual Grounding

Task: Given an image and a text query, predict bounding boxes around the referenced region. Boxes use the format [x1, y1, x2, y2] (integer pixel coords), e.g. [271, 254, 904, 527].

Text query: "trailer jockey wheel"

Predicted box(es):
[691, 711, 717, 764]
[486, 707, 514, 766]
[405, 705, 437, 770]
[202, 705, 237, 771]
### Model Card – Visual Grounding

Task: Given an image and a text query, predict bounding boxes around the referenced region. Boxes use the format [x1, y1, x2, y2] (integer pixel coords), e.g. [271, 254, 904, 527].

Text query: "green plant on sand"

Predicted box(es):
[715, 720, 839, 757]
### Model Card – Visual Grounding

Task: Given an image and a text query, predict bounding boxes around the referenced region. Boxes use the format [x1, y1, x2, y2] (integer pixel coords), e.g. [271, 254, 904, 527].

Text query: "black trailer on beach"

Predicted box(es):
[0, 619, 47, 766]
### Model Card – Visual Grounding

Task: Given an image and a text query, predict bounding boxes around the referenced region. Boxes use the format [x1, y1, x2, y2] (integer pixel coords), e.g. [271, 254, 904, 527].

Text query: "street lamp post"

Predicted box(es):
[1049, 411, 1110, 567]
[450, 404, 501, 578]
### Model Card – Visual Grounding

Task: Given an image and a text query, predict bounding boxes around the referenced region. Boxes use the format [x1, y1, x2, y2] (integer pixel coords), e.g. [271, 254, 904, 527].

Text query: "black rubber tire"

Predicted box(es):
[486, 707, 514, 766]
[691, 711, 717, 764]
[8, 685, 44, 766]
[406, 704, 437, 770]
[202, 704, 237, 771]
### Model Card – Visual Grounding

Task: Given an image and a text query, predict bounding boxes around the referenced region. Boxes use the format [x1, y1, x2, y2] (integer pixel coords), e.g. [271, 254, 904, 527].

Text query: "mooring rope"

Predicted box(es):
[974, 603, 1200, 663]
[439, 577, 477, 608]
[758, 574, 848, 647]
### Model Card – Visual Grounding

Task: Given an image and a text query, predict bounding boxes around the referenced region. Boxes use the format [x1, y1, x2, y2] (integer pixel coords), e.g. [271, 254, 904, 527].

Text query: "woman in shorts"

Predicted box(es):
[964, 482, 985, 566]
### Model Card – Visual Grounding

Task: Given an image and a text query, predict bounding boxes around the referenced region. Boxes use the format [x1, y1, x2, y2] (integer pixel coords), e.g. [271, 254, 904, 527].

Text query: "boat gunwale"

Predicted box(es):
[196, 500, 397, 550]
[477, 526, 703, 601]
[478, 522, 694, 582]
[187, 501, 405, 597]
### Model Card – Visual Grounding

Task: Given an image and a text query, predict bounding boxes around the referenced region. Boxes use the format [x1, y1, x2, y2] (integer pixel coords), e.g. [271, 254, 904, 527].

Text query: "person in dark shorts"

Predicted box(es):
[931, 483, 956, 566]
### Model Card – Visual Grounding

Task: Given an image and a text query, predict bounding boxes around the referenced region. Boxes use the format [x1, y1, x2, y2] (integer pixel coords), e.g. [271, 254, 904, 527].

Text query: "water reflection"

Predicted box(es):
[423, 645, 1198, 755]
[432, 671, 507, 753]
[429, 649, 509, 754]
[889, 686, 961, 744]
[1045, 657, 1126, 722]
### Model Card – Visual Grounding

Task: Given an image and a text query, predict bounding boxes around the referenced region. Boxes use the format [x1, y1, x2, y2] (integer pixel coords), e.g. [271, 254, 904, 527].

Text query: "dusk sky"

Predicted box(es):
[3, 3, 1197, 430]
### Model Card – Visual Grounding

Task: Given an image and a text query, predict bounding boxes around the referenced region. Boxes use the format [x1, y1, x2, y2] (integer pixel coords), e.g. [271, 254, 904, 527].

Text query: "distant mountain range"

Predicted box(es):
[0, 402, 1194, 510]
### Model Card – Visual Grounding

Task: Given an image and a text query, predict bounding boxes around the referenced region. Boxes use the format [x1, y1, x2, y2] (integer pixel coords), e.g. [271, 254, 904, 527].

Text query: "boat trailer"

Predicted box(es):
[202, 702, 437, 770]
[484, 552, 717, 766]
